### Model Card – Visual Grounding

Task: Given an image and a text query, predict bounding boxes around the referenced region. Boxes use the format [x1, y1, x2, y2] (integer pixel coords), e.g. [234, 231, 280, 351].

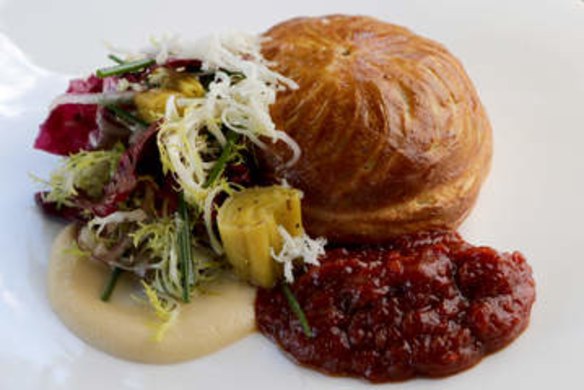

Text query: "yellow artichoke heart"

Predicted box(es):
[134, 89, 182, 123]
[169, 74, 205, 98]
[217, 186, 303, 288]
[134, 73, 205, 123]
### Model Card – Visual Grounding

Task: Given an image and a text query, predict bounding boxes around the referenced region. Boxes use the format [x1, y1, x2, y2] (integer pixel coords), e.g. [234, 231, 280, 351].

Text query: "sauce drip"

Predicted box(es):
[255, 231, 535, 382]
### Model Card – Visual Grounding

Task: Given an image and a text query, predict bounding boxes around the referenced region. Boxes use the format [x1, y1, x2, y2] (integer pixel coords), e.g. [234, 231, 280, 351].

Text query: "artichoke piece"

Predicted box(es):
[168, 74, 205, 97]
[134, 89, 181, 123]
[134, 73, 205, 123]
[217, 186, 303, 288]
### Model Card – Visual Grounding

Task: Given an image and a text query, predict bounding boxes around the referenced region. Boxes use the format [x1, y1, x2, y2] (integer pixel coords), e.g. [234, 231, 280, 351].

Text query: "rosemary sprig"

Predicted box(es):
[108, 54, 125, 65]
[106, 104, 149, 128]
[100, 267, 123, 302]
[203, 131, 240, 188]
[177, 192, 193, 303]
[96, 58, 155, 78]
[282, 284, 313, 338]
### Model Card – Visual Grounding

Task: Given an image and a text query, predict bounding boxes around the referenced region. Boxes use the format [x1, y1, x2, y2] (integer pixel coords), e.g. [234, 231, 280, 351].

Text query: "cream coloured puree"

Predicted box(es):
[48, 225, 256, 363]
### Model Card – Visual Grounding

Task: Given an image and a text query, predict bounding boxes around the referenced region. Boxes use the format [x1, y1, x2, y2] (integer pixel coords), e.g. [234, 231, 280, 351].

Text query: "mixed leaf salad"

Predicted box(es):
[34, 34, 325, 338]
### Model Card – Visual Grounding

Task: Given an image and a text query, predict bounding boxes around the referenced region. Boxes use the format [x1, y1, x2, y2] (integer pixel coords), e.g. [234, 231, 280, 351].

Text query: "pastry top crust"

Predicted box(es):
[261, 15, 492, 243]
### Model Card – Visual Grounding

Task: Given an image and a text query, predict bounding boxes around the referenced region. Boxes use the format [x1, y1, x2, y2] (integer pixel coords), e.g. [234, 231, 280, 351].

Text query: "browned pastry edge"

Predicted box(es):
[303, 128, 491, 242]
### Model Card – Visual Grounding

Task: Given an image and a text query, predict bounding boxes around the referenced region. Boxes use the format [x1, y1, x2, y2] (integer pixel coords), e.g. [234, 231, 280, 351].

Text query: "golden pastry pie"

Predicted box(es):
[260, 15, 493, 243]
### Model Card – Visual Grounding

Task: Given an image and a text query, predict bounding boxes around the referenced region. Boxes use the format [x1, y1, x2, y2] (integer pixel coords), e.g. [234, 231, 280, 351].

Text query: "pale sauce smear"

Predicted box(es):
[48, 226, 256, 363]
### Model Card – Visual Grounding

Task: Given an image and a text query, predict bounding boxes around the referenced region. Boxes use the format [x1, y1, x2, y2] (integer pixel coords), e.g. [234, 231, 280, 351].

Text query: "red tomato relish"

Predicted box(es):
[255, 231, 535, 382]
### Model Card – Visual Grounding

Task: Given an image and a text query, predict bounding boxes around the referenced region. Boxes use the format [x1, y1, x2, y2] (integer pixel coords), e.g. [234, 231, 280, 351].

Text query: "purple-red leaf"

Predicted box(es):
[91, 123, 161, 217]
[34, 75, 104, 156]
[66, 75, 103, 94]
[34, 192, 87, 222]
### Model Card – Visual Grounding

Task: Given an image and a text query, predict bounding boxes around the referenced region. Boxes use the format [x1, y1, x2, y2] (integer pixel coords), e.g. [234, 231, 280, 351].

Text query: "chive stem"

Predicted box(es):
[108, 54, 125, 65]
[203, 131, 239, 188]
[177, 192, 193, 303]
[100, 267, 123, 302]
[282, 284, 313, 338]
[96, 58, 155, 78]
[106, 104, 149, 128]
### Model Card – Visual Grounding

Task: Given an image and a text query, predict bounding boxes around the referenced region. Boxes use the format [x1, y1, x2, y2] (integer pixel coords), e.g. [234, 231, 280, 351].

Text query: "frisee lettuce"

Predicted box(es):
[129, 215, 223, 301]
[141, 280, 179, 342]
[155, 34, 301, 256]
[38, 144, 124, 207]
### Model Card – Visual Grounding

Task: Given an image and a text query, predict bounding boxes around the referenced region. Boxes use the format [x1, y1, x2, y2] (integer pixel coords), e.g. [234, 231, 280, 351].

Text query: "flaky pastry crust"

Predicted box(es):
[260, 15, 492, 243]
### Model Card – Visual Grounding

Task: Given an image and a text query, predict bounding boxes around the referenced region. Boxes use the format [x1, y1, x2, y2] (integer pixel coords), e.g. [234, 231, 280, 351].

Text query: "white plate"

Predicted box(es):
[1, 0, 583, 388]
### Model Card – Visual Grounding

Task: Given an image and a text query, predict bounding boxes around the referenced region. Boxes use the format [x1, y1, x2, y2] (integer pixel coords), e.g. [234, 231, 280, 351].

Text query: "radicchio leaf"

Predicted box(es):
[164, 59, 202, 72]
[34, 192, 88, 222]
[35, 123, 161, 221]
[34, 75, 104, 156]
[66, 75, 103, 94]
[91, 123, 161, 217]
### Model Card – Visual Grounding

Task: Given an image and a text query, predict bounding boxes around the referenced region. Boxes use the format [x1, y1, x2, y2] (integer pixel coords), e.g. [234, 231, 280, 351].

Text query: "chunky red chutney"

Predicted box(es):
[255, 231, 535, 382]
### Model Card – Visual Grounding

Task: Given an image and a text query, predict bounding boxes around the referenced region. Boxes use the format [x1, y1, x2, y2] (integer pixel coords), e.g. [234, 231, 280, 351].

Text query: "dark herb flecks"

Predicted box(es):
[108, 54, 125, 65]
[106, 104, 149, 128]
[177, 192, 193, 303]
[96, 58, 155, 78]
[282, 283, 314, 338]
[204, 131, 240, 188]
[100, 267, 123, 302]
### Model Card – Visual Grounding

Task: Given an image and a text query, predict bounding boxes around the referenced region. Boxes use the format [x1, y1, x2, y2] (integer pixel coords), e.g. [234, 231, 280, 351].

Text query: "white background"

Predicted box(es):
[1, 0, 583, 389]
